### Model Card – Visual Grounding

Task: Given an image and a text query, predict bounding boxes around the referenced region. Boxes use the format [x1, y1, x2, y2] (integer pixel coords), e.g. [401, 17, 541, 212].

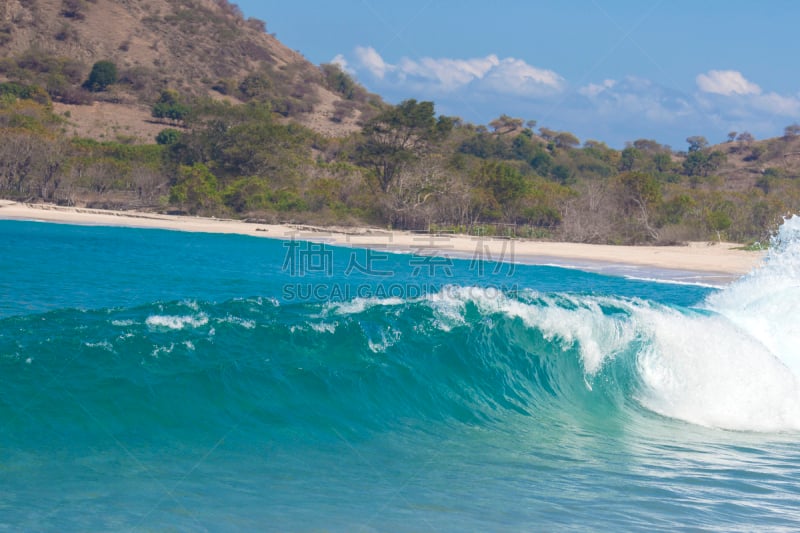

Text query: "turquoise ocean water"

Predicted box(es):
[1, 217, 799, 531]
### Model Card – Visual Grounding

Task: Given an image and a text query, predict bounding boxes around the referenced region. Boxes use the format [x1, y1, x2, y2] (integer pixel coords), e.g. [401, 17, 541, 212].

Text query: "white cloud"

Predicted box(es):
[330, 54, 352, 74]
[695, 72, 800, 119]
[751, 92, 800, 116]
[578, 79, 617, 97]
[696, 70, 761, 96]
[347, 46, 564, 97]
[354, 46, 391, 79]
[579, 76, 692, 123]
[478, 57, 565, 96]
[341, 48, 800, 146]
[397, 55, 500, 91]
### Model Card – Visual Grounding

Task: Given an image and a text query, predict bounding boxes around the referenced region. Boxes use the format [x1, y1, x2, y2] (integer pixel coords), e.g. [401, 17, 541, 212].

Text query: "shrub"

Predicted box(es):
[61, 0, 88, 19]
[245, 17, 266, 32]
[60, 59, 85, 83]
[54, 23, 79, 41]
[331, 100, 356, 123]
[238, 72, 273, 100]
[118, 66, 160, 97]
[0, 24, 12, 46]
[0, 81, 51, 106]
[151, 90, 189, 124]
[156, 128, 182, 145]
[58, 86, 93, 105]
[83, 60, 117, 92]
[744, 145, 766, 162]
[211, 78, 237, 95]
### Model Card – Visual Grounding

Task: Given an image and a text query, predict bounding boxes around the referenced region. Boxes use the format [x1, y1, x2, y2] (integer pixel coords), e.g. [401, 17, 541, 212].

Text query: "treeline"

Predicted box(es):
[1, 76, 799, 244]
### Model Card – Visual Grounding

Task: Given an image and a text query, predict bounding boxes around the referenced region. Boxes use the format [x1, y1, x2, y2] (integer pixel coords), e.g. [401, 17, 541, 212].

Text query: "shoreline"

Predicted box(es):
[0, 200, 766, 285]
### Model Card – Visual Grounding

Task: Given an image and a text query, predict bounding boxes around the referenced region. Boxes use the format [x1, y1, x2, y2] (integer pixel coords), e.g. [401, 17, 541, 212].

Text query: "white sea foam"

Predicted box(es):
[622, 275, 723, 289]
[151, 343, 175, 358]
[309, 322, 337, 334]
[84, 341, 114, 352]
[635, 215, 800, 431]
[324, 297, 406, 316]
[180, 299, 200, 311]
[704, 215, 800, 373]
[145, 314, 208, 330]
[367, 328, 401, 353]
[633, 305, 800, 432]
[217, 315, 256, 329]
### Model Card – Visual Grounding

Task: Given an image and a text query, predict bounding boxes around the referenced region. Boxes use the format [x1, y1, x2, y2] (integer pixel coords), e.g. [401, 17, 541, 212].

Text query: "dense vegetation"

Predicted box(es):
[3, 75, 799, 244]
[1, 0, 799, 243]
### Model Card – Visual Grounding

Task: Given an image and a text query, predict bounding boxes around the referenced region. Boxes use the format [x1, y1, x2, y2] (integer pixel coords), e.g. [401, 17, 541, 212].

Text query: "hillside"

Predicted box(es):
[1, 1, 799, 244]
[710, 135, 800, 192]
[0, 0, 374, 140]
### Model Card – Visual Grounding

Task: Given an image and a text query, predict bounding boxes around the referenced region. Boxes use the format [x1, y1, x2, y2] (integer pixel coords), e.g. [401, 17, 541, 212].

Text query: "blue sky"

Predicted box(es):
[236, 1, 800, 149]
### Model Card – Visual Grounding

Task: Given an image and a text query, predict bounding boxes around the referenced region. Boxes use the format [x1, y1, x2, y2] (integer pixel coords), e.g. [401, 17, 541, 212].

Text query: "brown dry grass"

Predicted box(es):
[709, 136, 800, 191]
[287, 85, 362, 138]
[53, 101, 171, 142]
[1, 0, 369, 141]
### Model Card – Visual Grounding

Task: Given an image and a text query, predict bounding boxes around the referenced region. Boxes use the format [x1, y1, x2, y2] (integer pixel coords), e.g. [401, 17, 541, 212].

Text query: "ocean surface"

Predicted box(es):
[1, 217, 799, 531]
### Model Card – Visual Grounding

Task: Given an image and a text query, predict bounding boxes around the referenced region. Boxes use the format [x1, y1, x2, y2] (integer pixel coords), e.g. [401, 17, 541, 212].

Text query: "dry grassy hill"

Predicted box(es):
[710, 135, 800, 190]
[0, 0, 372, 141]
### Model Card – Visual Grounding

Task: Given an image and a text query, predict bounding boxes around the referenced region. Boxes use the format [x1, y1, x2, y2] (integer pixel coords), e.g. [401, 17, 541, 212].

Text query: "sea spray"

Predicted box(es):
[634, 215, 800, 431]
[705, 215, 800, 373]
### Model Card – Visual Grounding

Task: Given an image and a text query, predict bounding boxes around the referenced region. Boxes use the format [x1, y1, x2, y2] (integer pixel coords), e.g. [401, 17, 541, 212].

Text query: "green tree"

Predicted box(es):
[479, 161, 528, 207]
[321, 63, 361, 100]
[683, 149, 726, 177]
[156, 128, 182, 145]
[489, 114, 523, 135]
[83, 61, 118, 92]
[238, 72, 273, 100]
[619, 146, 642, 171]
[706, 209, 732, 241]
[459, 131, 508, 159]
[511, 133, 536, 161]
[615, 171, 662, 241]
[550, 164, 573, 185]
[358, 99, 451, 192]
[553, 131, 580, 149]
[784, 123, 800, 139]
[652, 152, 673, 173]
[632, 139, 668, 154]
[660, 193, 695, 225]
[538, 127, 557, 142]
[152, 90, 189, 124]
[169, 163, 222, 214]
[686, 135, 708, 153]
[530, 148, 553, 175]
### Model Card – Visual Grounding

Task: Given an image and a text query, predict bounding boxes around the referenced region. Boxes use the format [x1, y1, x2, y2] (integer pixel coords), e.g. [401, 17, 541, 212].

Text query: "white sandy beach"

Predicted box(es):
[0, 200, 766, 282]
